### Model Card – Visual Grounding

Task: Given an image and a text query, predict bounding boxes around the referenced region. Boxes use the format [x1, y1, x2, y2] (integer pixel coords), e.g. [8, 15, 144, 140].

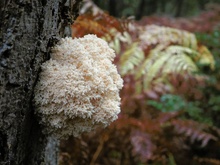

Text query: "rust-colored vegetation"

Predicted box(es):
[60, 2, 220, 165]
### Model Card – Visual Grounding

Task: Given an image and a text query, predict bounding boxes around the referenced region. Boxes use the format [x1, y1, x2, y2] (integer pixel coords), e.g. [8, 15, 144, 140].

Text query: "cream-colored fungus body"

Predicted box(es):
[34, 35, 123, 139]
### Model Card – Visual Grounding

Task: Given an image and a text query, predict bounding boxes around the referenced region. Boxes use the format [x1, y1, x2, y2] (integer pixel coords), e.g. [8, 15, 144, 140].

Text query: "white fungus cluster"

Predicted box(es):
[34, 34, 123, 139]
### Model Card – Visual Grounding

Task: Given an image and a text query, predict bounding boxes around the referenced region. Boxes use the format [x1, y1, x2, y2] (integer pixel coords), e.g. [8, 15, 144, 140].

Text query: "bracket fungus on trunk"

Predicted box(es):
[34, 35, 123, 139]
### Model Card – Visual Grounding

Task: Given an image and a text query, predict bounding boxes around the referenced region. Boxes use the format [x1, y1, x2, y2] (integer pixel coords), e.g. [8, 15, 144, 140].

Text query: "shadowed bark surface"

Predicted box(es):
[0, 0, 82, 164]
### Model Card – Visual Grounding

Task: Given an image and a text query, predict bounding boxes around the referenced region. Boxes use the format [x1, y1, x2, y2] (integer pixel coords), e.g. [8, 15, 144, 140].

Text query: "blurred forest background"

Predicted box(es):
[94, 0, 220, 18]
[59, 0, 220, 164]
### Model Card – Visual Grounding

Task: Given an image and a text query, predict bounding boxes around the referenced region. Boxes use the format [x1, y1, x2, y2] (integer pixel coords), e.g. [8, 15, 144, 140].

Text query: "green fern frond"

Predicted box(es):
[135, 45, 198, 90]
[119, 43, 144, 76]
[165, 46, 199, 58]
[109, 37, 121, 54]
[103, 30, 132, 54]
[162, 46, 199, 72]
[118, 31, 132, 44]
[143, 53, 173, 89]
[135, 45, 167, 80]
[139, 25, 198, 50]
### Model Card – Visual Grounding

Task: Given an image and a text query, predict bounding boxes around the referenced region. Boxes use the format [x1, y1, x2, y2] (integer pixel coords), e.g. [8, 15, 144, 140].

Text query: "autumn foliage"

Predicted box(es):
[59, 2, 220, 165]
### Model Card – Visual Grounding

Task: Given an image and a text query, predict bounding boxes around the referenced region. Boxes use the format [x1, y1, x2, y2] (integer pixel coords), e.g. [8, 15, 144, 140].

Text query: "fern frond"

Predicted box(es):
[139, 25, 198, 50]
[197, 45, 215, 70]
[119, 43, 145, 76]
[135, 45, 168, 80]
[163, 46, 198, 72]
[140, 46, 198, 90]
[171, 119, 218, 147]
[108, 35, 121, 54]
[71, 12, 124, 38]
[131, 131, 156, 161]
[165, 45, 199, 58]
[104, 30, 133, 54]
[143, 53, 173, 89]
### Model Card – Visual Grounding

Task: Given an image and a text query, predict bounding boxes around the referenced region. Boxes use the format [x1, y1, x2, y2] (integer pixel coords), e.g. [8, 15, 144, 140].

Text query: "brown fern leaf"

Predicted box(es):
[144, 82, 172, 100]
[168, 72, 208, 100]
[71, 12, 124, 38]
[111, 115, 164, 135]
[171, 119, 218, 147]
[131, 131, 157, 162]
[71, 15, 107, 37]
[157, 111, 183, 123]
[111, 116, 146, 131]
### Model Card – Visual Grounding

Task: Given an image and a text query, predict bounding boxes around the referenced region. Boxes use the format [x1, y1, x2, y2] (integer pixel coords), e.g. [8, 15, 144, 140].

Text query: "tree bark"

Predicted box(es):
[0, 0, 82, 164]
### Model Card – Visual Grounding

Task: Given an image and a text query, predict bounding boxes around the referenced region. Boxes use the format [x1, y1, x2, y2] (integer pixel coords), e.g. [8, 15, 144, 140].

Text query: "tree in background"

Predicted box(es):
[94, 0, 220, 19]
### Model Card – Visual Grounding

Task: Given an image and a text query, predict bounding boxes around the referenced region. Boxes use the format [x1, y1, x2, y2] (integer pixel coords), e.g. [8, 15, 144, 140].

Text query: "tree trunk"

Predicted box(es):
[0, 0, 82, 164]
[136, 0, 145, 20]
[109, 0, 117, 17]
[175, 0, 185, 17]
